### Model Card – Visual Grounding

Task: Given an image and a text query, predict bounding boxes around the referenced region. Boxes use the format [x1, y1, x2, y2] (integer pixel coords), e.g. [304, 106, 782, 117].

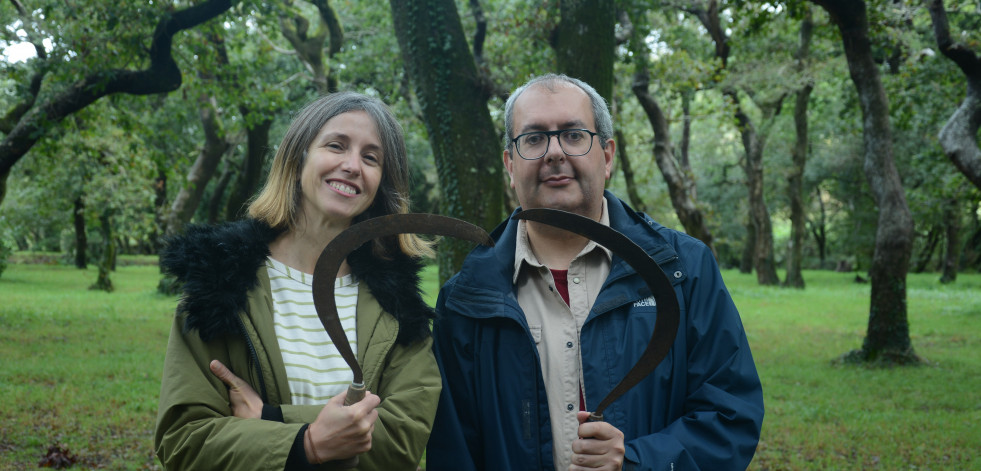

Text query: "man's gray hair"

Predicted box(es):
[502, 73, 613, 152]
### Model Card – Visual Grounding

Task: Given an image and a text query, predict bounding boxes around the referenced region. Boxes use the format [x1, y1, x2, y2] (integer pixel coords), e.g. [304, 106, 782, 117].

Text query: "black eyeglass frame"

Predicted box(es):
[509, 128, 600, 160]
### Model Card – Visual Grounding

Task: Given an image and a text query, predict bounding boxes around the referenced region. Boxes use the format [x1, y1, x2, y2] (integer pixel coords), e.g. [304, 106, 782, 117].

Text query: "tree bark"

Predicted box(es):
[0, 0, 235, 207]
[208, 163, 235, 224]
[680, 89, 693, 173]
[164, 98, 232, 237]
[912, 226, 941, 273]
[89, 211, 115, 292]
[280, 0, 344, 96]
[785, 9, 815, 289]
[740, 219, 755, 274]
[631, 66, 716, 254]
[812, 0, 918, 365]
[554, 0, 617, 100]
[389, 0, 504, 283]
[940, 199, 961, 284]
[732, 92, 782, 285]
[225, 109, 272, 220]
[808, 186, 828, 267]
[73, 196, 87, 269]
[614, 128, 648, 214]
[690, 0, 777, 283]
[926, 0, 981, 191]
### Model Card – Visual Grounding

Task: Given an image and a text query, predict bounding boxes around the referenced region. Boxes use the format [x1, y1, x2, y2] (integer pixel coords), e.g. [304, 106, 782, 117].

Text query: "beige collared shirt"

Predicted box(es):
[512, 199, 612, 471]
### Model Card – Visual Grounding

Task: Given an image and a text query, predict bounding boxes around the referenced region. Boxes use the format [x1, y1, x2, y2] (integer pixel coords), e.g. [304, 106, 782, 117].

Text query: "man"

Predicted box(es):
[427, 73, 763, 470]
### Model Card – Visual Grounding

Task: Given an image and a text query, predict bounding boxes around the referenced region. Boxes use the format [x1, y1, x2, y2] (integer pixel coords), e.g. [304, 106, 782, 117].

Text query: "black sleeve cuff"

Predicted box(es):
[284, 424, 319, 471]
[261, 404, 284, 422]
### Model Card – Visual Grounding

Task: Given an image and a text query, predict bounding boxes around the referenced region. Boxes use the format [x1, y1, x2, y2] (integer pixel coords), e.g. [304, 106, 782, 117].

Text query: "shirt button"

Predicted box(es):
[567, 403, 574, 411]
[572, 277, 581, 284]
[566, 341, 573, 348]
[674, 270, 683, 279]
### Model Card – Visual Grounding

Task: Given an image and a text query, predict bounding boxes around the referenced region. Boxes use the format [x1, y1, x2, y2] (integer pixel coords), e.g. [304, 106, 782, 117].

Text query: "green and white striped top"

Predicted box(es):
[266, 257, 358, 405]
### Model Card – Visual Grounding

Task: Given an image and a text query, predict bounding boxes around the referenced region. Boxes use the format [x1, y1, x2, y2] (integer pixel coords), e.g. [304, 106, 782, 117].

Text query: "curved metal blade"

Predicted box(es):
[312, 213, 495, 384]
[514, 208, 680, 417]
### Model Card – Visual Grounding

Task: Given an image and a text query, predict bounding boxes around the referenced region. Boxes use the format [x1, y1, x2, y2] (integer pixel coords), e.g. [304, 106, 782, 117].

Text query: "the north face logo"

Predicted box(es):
[633, 296, 657, 307]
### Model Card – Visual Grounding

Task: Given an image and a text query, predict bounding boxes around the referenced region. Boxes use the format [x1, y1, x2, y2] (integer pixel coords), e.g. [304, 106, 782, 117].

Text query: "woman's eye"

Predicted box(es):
[326, 142, 343, 151]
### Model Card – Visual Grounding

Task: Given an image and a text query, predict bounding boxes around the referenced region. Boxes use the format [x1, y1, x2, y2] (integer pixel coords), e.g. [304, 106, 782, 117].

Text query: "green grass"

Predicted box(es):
[736, 270, 981, 470]
[1, 261, 979, 470]
[0, 262, 174, 470]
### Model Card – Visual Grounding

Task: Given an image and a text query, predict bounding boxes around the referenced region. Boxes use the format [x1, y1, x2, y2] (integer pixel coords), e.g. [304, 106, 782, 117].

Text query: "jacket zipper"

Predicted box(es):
[237, 316, 269, 402]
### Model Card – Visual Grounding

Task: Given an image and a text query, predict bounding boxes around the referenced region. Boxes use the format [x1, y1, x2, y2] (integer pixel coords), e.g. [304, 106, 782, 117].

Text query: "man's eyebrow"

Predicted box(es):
[518, 120, 587, 134]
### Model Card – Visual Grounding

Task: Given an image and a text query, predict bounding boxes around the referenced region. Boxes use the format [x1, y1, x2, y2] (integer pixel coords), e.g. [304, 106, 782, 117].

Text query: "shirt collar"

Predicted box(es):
[513, 197, 613, 284]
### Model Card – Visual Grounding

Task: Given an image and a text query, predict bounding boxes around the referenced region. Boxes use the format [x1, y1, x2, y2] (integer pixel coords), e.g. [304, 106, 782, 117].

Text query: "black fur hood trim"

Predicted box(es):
[160, 219, 434, 346]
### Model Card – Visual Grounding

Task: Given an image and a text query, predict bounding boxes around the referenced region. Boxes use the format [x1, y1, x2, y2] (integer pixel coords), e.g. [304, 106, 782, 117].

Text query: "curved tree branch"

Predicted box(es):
[0, 0, 236, 189]
[926, 0, 981, 190]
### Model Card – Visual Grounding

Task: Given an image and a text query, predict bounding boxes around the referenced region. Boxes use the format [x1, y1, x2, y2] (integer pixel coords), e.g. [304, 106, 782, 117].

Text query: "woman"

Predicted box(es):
[154, 92, 440, 470]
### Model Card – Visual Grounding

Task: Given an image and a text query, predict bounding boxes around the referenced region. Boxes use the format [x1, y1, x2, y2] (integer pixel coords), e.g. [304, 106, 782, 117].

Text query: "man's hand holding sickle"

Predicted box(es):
[514, 209, 681, 468]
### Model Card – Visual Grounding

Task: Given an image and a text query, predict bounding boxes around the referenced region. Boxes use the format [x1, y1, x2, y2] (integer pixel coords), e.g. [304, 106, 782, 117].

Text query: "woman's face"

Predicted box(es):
[297, 110, 384, 228]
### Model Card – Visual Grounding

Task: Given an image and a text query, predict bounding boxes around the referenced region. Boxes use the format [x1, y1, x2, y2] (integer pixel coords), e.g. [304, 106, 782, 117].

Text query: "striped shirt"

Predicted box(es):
[266, 257, 358, 405]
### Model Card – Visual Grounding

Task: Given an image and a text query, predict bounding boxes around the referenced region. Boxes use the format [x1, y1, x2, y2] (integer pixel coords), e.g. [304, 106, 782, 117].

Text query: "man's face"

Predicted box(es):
[504, 83, 614, 220]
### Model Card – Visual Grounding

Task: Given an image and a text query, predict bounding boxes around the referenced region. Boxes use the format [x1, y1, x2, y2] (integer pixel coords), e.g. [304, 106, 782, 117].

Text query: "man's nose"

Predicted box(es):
[543, 134, 566, 163]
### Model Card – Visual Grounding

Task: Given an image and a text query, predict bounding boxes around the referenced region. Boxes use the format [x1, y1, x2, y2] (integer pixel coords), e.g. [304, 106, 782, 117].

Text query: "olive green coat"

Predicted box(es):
[154, 267, 440, 470]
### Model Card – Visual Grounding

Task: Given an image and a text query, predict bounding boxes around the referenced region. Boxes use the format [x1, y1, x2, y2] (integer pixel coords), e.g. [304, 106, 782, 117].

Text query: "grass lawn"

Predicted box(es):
[1, 259, 979, 470]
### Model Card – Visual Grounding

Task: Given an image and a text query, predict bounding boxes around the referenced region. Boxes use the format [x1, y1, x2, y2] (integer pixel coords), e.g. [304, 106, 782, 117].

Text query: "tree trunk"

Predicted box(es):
[0, 0, 235, 208]
[280, 7, 331, 94]
[809, 186, 828, 268]
[940, 199, 961, 284]
[554, 0, 616, 100]
[73, 196, 87, 269]
[631, 69, 716, 254]
[734, 92, 781, 285]
[89, 211, 115, 292]
[740, 219, 755, 274]
[785, 9, 814, 289]
[614, 128, 648, 214]
[225, 110, 272, 220]
[389, 0, 504, 283]
[691, 0, 776, 282]
[680, 89, 693, 173]
[963, 215, 981, 271]
[151, 171, 167, 252]
[164, 98, 232, 237]
[912, 226, 941, 273]
[626, 12, 715, 254]
[927, 0, 981, 191]
[208, 163, 235, 224]
[812, 0, 918, 365]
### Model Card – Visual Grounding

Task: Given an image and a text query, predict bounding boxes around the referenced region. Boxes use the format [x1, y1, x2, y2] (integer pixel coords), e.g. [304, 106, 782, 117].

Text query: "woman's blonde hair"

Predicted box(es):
[248, 92, 433, 259]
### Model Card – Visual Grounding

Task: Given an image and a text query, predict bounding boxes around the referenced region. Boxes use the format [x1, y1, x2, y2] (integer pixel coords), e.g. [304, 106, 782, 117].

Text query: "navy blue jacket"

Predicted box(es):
[427, 193, 763, 470]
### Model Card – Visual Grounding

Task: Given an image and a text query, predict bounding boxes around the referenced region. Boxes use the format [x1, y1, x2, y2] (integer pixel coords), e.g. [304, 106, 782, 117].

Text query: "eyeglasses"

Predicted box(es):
[510, 129, 599, 160]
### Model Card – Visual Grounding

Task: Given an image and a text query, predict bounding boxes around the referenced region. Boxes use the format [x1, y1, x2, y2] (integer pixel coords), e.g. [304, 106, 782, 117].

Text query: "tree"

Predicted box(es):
[553, 0, 616, 100]
[625, 8, 716, 254]
[163, 95, 233, 237]
[684, 0, 782, 285]
[926, 0, 981, 191]
[389, 0, 504, 282]
[784, 8, 815, 288]
[0, 0, 238, 207]
[809, 0, 919, 365]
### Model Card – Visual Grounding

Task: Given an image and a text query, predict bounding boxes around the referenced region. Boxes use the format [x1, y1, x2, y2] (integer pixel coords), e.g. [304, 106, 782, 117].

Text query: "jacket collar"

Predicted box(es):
[448, 192, 681, 320]
[160, 219, 434, 345]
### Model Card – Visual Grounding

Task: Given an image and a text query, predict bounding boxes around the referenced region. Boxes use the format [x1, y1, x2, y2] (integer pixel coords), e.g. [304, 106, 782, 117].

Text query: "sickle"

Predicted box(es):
[311, 213, 494, 396]
[311, 213, 493, 468]
[514, 208, 680, 421]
